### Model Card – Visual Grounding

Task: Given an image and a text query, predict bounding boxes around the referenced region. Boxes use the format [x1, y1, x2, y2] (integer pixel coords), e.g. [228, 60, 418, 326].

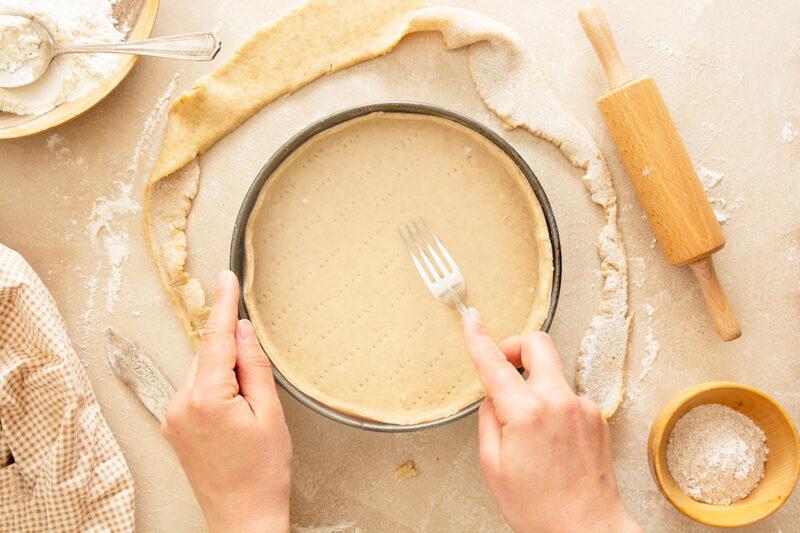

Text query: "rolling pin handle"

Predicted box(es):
[688, 257, 741, 341]
[578, 4, 632, 89]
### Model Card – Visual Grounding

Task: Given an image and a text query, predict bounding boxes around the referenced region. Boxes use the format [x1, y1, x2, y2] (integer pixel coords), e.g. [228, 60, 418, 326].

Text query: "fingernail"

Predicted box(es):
[468, 307, 482, 324]
[237, 319, 256, 342]
[217, 270, 234, 288]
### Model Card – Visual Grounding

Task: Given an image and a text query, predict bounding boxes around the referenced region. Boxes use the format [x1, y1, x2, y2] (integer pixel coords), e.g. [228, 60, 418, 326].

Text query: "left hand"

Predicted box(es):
[161, 271, 293, 533]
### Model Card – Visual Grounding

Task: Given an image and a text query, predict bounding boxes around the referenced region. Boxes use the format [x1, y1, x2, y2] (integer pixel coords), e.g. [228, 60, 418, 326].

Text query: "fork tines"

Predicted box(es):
[400, 218, 467, 315]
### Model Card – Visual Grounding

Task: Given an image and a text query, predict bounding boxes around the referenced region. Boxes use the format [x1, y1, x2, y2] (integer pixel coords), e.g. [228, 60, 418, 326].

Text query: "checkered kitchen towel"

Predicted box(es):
[0, 244, 134, 531]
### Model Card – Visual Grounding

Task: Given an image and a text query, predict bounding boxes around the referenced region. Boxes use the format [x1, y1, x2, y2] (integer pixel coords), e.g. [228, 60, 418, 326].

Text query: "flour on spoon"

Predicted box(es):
[0, 0, 124, 115]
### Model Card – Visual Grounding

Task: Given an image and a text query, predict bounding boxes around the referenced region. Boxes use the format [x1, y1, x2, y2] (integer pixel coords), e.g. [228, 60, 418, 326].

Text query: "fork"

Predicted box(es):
[400, 219, 468, 316]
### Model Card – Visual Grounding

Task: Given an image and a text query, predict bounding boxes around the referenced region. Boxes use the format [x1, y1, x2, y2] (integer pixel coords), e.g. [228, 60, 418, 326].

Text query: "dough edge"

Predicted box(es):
[143, 0, 629, 420]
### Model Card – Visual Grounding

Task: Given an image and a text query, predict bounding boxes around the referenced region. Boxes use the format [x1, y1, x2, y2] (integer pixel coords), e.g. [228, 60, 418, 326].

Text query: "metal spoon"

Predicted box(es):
[0, 15, 221, 88]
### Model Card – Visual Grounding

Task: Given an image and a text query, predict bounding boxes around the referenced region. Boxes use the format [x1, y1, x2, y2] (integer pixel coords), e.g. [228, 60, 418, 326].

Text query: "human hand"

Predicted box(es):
[161, 271, 292, 533]
[462, 309, 640, 533]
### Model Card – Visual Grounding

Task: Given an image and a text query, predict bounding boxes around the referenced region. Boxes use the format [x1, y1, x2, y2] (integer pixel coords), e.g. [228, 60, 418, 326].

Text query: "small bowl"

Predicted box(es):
[648, 382, 800, 528]
[0, 0, 160, 139]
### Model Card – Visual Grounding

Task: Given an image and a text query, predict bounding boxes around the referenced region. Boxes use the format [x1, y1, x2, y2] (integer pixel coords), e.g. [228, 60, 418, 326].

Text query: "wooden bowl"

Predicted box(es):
[648, 382, 800, 528]
[0, 0, 160, 139]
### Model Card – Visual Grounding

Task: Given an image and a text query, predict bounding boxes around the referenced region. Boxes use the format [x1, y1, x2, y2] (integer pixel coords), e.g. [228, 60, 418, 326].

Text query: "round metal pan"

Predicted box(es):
[230, 102, 562, 432]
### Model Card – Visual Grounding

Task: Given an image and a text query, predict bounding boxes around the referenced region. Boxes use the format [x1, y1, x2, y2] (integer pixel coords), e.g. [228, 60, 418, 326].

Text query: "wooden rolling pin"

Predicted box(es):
[578, 4, 741, 341]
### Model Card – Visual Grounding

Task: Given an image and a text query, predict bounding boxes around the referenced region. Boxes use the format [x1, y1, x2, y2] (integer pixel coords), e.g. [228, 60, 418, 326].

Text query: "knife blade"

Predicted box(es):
[104, 328, 175, 423]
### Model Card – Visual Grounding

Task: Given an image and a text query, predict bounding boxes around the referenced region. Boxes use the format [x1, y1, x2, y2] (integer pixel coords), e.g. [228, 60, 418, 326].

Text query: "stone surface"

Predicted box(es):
[1, 1, 799, 531]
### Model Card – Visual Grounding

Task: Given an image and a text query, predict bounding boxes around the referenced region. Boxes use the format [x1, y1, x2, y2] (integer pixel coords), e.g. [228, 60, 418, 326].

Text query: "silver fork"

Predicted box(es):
[400, 219, 468, 316]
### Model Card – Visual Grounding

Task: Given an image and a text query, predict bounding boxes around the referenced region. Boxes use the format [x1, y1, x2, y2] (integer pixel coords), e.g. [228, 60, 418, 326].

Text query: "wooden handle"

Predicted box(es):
[578, 4, 632, 89]
[689, 257, 741, 341]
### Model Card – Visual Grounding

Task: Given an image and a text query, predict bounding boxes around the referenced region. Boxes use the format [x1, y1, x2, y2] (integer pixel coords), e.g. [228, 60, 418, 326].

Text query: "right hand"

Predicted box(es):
[461, 309, 641, 533]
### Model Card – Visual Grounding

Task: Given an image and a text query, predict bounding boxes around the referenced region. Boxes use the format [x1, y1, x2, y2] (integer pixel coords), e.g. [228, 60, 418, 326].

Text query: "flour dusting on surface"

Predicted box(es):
[76, 267, 99, 351]
[87, 75, 182, 315]
[622, 301, 661, 408]
[628, 257, 645, 289]
[46, 133, 64, 151]
[86, 182, 141, 313]
[697, 164, 723, 189]
[697, 164, 741, 225]
[127, 73, 181, 175]
[46, 132, 71, 160]
[786, 241, 800, 267]
[781, 121, 799, 143]
[667, 403, 768, 505]
[212, 0, 232, 34]
[638, 303, 660, 381]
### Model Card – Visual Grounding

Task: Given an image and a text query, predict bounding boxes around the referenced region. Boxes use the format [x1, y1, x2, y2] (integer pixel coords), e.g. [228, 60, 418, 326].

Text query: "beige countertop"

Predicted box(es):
[2, 0, 799, 531]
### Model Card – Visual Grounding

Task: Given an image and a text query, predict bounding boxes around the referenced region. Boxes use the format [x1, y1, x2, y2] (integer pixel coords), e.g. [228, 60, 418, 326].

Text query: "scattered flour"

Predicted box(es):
[46, 133, 64, 151]
[0, 0, 125, 115]
[711, 197, 729, 223]
[126, 73, 181, 175]
[697, 164, 742, 225]
[697, 164, 723, 190]
[638, 303, 660, 380]
[685, 0, 715, 23]
[781, 121, 799, 143]
[212, 0, 233, 34]
[46, 132, 71, 159]
[667, 403, 768, 505]
[622, 300, 661, 408]
[81, 75, 181, 317]
[76, 267, 100, 351]
[86, 182, 141, 314]
[786, 241, 800, 267]
[709, 194, 744, 225]
[45, 132, 86, 165]
[628, 257, 645, 289]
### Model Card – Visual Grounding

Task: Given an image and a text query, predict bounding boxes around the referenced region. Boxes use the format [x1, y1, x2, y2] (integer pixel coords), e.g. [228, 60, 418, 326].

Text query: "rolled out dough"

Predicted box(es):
[145, 0, 630, 418]
[243, 112, 553, 424]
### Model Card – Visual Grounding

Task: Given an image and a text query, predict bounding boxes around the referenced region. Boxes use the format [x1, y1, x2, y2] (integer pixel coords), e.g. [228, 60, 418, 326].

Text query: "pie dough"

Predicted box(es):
[145, 0, 630, 419]
[242, 112, 553, 424]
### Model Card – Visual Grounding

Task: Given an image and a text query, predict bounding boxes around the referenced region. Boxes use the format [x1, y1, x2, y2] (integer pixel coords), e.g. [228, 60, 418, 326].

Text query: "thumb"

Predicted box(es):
[235, 319, 280, 418]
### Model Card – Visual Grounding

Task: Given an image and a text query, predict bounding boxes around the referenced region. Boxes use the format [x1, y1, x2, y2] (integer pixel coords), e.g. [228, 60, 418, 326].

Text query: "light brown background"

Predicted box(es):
[1, 1, 799, 531]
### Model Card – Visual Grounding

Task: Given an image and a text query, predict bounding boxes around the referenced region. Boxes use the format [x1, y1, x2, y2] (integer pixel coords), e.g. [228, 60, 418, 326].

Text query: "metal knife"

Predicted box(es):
[104, 328, 175, 423]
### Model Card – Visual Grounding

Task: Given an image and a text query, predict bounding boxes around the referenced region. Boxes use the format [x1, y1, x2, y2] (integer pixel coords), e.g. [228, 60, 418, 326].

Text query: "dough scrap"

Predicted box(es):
[145, 0, 630, 417]
[242, 112, 553, 424]
[394, 460, 418, 481]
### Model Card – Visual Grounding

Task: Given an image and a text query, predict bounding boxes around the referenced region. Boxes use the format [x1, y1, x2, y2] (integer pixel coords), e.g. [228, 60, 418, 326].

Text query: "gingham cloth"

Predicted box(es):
[0, 244, 134, 532]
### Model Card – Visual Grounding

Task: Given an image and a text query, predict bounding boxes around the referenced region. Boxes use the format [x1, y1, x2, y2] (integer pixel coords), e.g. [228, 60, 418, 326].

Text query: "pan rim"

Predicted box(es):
[230, 101, 562, 432]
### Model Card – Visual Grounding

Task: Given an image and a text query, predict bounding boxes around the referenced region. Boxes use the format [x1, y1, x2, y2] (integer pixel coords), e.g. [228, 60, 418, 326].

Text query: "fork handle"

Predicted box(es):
[449, 288, 468, 316]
